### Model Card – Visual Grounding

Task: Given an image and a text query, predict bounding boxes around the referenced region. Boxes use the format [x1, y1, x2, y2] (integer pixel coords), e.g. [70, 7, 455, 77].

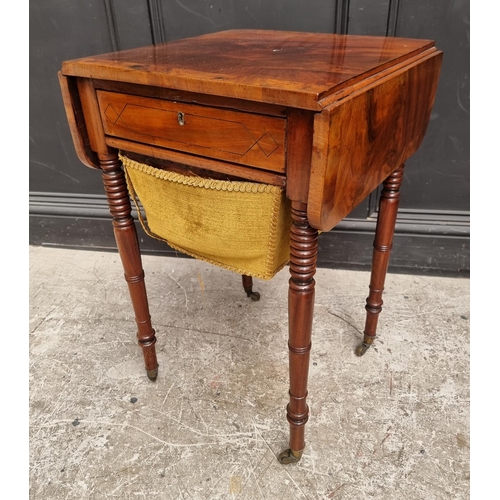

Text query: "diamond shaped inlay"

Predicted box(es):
[104, 104, 122, 125]
[256, 131, 279, 157]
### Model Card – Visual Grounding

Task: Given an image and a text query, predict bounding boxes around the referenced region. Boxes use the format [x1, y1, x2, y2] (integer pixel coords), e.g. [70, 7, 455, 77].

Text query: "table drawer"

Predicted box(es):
[97, 91, 286, 173]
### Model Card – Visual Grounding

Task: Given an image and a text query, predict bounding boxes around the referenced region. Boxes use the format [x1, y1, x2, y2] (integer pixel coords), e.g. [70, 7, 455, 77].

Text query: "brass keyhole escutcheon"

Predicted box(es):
[177, 112, 185, 126]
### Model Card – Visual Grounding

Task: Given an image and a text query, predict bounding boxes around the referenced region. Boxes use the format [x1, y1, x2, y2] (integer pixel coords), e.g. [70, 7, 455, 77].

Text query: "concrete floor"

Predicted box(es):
[29, 245, 470, 499]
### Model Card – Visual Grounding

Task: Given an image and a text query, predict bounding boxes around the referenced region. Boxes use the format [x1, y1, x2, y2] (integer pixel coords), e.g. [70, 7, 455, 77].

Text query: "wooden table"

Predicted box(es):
[59, 30, 442, 464]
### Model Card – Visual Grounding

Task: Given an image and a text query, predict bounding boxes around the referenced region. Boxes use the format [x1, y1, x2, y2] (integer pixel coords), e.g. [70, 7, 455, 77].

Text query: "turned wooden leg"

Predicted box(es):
[242, 275, 260, 301]
[99, 152, 159, 380]
[356, 164, 405, 357]
[278, 202, 318, 464]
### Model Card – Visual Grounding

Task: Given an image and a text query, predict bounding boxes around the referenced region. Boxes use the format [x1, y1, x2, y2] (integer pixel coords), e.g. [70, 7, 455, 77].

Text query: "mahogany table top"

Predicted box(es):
[61, 29, 436, 111]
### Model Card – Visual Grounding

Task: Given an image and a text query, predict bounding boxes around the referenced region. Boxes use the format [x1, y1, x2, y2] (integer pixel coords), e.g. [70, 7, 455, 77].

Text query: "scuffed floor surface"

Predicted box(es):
[29, 246, 470, 499]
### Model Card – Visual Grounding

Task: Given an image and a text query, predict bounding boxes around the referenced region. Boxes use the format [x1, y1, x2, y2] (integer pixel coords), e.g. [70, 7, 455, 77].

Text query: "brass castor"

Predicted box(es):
[242, 275, 260, 301]
[278, 448, 303, 464]
[355, 342, 371, 357]
[146, 366, 159, 381]
[246, 290, 260, 301]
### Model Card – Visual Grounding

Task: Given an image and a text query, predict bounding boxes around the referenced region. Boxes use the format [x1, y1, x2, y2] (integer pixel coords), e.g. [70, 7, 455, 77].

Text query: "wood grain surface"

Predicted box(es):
[308, 50, 442, 231]
[61, 29, 435, 110]
[97, 90, 286, 172]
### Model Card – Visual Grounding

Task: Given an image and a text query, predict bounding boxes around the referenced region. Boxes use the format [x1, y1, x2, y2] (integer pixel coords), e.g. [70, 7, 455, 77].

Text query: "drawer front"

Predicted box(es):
[97, 91, 286, 173]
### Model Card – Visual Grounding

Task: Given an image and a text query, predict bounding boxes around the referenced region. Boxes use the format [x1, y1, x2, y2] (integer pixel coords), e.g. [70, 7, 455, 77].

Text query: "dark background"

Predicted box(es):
[29, 0, 470, 275]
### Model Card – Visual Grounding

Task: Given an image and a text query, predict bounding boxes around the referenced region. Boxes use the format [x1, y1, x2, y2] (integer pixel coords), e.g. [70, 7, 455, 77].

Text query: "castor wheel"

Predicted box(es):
[246, 290, 260, 301]
[278, 448, 303, 464]
[146, 366, 159, 381]
[242, 275, 260, 301]
[355, 342, 371, 357]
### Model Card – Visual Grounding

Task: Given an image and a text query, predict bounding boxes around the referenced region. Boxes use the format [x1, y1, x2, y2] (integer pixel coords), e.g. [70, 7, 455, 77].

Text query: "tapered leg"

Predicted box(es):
[356, 164, 405, 357]
[242, 275, 260, 301]
[279, 202, 318, 464]
[99, 152, 159, 380]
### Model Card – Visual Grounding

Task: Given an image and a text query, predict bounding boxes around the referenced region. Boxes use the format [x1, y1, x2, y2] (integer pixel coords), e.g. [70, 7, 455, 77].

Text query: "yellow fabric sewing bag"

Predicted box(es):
[121, 155, 292, 280]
